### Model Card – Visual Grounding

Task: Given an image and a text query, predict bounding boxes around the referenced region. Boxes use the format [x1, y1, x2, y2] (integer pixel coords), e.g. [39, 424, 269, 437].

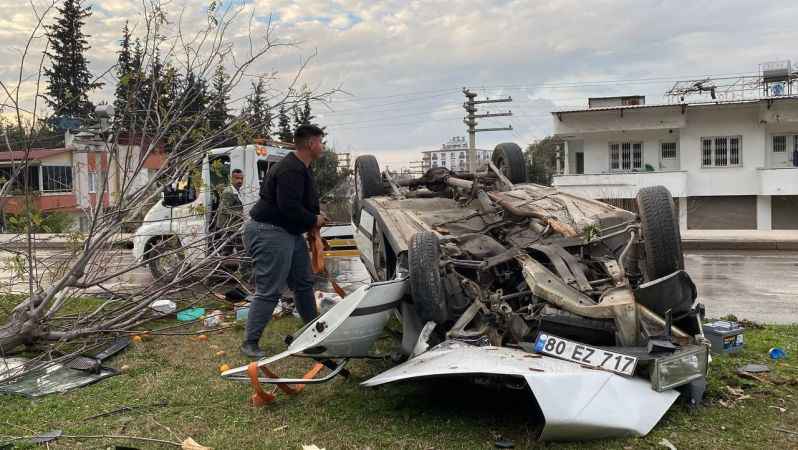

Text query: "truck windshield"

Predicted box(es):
[209, 155, 231, 192]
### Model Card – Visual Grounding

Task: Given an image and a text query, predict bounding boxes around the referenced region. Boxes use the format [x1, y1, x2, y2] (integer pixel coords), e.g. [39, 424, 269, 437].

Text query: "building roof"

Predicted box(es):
[0, 148, 70, 162]
[551, 95, 798, 115]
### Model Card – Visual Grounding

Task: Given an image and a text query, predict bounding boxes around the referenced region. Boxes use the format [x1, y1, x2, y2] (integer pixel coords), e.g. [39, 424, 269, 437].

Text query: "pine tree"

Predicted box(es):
[291, 104, 301, 133]
[208, 64, 230, 133]
[298, 94, 314, 125]
[113, 21, 133, 128]
[244, 79, 270, 140]
[276, 104, 293, 143]
[44, 0, 100, 118]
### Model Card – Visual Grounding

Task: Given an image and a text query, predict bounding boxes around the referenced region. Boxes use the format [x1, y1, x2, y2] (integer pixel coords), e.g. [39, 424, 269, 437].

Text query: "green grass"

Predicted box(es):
[0, 297, 796, 449]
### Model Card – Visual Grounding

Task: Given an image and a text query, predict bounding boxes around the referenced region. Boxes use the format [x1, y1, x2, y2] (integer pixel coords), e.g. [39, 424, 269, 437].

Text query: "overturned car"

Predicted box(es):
[223, 143, 709, 441]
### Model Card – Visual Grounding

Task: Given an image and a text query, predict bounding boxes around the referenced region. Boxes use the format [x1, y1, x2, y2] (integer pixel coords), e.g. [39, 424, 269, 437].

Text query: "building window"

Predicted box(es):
[773, 135, 787, 152]
[432, 153, 437, 160]
[609, 142, 642, 171]
[459, 152, 465, 159]
[88, 171, 97, 193]
[700, 136, 742, 168]
[441, 160, 446, 167]
[661, 142, 677, 160]
[41, 166, 73, 192]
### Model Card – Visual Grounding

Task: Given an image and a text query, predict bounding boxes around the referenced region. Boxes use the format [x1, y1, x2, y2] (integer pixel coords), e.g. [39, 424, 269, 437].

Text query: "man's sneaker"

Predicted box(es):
[240, 342, 266, 359]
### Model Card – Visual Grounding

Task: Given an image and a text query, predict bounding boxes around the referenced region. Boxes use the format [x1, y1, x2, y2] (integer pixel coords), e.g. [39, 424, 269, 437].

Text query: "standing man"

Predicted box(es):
[216, 168, 245, 261]
[240, 124, 328, 358]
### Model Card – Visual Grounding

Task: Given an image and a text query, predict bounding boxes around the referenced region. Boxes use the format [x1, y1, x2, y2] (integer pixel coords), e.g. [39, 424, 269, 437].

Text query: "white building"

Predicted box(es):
[551, 93, 798, 231]
[421, 136, 491, 172]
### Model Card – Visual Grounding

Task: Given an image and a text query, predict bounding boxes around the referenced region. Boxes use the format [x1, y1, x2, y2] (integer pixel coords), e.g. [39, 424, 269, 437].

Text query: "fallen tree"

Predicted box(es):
[0, 0, 335, 378]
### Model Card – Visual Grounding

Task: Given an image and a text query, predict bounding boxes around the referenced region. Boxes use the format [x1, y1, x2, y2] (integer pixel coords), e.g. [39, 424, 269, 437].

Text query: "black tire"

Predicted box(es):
[409, 231, 448, 324]
[352, 155, 384, 224]
[637, 186, 684, 281]
[492, 143, 527, 184]
[354, 155, 384, 200]
[146, 236, 185, 281]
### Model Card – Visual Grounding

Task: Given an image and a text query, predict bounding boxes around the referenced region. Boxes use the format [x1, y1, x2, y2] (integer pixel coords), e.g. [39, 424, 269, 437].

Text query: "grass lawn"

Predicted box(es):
[1, 295, 797, 450]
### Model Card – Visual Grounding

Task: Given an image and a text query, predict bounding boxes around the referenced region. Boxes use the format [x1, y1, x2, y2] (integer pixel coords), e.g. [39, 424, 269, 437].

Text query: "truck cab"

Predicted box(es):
[133, 143, 294, 279]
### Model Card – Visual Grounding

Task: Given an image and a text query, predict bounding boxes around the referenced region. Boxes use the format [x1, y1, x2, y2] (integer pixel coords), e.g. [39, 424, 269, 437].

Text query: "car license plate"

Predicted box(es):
[534, 333, 638, 376]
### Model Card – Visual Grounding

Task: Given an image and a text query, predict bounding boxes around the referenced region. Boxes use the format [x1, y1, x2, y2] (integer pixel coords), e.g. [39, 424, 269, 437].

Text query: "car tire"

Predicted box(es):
[146, 236, 185, 281]
[492, 143, 527, 184]
[637, 185, 684, 281]
[352, 155, 384, 224]
[409, 231, 448, 324]
[354, 155, 384, 200]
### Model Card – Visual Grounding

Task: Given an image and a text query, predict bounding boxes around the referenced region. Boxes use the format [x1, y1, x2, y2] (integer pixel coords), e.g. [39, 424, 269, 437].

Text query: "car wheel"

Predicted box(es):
[637, 185, 684, 281]
[352, 155, 384, 223]
[409, 231, 448, 324]
[146, 236, 186, 281]
[492, 143, 527, 184]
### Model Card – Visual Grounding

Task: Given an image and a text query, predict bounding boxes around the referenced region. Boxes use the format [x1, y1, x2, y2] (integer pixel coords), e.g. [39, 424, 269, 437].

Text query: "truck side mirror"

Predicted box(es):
[162, 184, 196, 207]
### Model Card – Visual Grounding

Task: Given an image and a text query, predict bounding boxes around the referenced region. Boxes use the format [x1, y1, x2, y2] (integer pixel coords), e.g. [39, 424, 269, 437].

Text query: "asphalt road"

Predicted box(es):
[685, 250, 798, 325]
[2, 249, 796, 324]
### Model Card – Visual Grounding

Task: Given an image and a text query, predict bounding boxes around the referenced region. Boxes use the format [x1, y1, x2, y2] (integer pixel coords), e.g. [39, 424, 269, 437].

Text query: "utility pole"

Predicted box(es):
[462, 88, 512, 172]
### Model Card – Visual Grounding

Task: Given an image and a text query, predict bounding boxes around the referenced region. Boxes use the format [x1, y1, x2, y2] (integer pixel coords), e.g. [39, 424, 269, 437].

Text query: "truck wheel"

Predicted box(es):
[146, 236, 185, 281]
[637, 186, 684, 281]
[409, 231, 448, 324]
[492, 143, 527, 184]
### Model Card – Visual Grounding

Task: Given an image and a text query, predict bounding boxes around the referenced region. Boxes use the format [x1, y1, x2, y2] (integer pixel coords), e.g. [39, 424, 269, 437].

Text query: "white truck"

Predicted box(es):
[132, 143, 295, 279]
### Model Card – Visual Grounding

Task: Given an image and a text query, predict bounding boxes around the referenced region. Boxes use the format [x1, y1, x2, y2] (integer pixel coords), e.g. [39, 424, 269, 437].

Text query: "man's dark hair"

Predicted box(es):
[231, 168, 243, 175]
[294, 124, 324, 149]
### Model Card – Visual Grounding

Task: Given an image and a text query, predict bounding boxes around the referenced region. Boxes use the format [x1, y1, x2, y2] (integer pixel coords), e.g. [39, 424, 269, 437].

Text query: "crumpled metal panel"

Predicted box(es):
[222, 278, 407, 378]
[362, 340, 679, 441]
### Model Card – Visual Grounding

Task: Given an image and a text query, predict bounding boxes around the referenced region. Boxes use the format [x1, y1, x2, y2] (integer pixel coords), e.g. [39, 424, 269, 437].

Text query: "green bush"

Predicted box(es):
[4, 208, 74, 233]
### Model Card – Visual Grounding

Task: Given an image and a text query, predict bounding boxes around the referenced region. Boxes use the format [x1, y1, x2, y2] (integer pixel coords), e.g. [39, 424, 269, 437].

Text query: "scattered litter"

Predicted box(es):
[272, 425, 288, 432]
[215, 351, 226, 357]
[195, 334, 208, 342]
[494, 436, 514, 448]
[218, 364, 231, 373]
[769, 347, 787, 360]
[658, 438, 677, 450]
[149, 299, 177, 315]
[132, 335, 143, 343]
[30, 429, 62, 444]
[120, 365, 130, 373]
[177, 307, 205, 322]
[204, 310, 224, 328]
[235, 304, 250, 321]
[181, 437, 212, 450]
[302, 445, 325, 450]
[739, 364, 770, 374]
[775, 427, 798, 436]
[769, 405, 787, 413]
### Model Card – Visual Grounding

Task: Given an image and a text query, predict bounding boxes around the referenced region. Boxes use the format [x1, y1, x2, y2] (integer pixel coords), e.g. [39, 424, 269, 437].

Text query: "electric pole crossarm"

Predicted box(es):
[474, 112, 512, 118]
[473, 97, 513, 105]
[475, 126, 513, 132]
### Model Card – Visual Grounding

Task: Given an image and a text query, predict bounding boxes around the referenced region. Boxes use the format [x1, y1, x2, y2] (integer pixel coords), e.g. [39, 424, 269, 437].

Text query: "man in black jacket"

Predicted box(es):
[240, 124, 328, 358]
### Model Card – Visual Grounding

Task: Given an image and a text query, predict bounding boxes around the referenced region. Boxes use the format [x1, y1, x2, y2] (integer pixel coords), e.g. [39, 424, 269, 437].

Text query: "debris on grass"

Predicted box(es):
[658, 437, 678, 450]
[302, 445, 325, 450]
[181, 437, 212, 450]
[272, 425, 288, 432]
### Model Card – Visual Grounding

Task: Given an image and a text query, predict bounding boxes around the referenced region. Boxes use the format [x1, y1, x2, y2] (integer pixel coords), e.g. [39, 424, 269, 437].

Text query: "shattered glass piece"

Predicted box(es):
[0, 363, 118, 398]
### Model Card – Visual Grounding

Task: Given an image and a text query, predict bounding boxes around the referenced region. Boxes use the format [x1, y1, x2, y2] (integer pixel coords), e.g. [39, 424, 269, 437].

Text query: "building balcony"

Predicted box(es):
[758, 167, 798, 195]
[552, 170, 688, 199]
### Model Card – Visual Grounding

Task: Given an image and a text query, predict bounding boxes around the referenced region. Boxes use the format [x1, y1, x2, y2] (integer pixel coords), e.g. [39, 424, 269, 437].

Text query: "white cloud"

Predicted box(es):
[3, 0, 798, 169]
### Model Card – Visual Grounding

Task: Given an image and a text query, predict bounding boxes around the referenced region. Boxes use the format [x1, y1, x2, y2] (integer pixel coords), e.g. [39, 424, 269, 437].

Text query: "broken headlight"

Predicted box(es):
[650, 344, 709, 392]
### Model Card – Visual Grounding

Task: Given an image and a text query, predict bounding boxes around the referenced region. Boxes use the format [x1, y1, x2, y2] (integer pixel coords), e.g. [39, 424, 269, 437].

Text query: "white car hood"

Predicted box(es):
[363, 340, 680, 441]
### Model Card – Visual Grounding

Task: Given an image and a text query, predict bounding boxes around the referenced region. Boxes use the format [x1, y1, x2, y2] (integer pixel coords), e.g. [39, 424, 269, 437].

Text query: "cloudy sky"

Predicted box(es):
[2, 0, 798, 169]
